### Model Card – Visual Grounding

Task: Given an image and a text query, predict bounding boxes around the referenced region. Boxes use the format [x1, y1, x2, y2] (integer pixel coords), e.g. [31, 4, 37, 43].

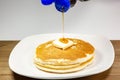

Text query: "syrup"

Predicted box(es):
[59, 38, 68, 44]
[62, 12, 64, 38]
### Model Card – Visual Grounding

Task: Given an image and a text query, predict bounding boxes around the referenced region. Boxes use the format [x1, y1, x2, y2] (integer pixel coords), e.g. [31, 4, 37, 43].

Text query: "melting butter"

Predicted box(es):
[52, 38, 74, 49]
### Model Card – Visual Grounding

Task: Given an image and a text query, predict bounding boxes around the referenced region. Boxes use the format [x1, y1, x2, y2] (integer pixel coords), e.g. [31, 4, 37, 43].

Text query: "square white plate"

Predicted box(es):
[9, 33, 115, 79]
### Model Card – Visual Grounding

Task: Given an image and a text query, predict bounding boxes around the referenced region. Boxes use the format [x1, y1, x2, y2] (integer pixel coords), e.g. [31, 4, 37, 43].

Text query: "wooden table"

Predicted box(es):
[0, 41, 120, 80]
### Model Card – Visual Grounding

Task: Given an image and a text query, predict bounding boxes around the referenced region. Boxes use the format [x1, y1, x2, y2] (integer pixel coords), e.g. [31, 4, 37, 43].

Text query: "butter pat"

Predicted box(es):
[53, 38, 74, 49]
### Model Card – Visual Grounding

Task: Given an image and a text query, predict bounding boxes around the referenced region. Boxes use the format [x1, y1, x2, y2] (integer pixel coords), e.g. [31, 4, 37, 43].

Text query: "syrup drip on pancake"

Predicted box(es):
[59, 38, 68, 44]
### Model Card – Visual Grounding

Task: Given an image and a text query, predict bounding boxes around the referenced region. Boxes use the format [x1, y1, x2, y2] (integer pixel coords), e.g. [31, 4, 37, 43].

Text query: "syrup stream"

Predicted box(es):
[62, 12, 64, 38]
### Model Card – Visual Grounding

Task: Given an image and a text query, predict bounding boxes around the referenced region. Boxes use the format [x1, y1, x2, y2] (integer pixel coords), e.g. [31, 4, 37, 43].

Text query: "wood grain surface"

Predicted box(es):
[0, 41, 120, 80]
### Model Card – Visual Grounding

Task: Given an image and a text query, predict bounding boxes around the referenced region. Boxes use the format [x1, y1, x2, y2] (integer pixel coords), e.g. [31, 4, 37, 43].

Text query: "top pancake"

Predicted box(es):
[36, 38, 94, 61]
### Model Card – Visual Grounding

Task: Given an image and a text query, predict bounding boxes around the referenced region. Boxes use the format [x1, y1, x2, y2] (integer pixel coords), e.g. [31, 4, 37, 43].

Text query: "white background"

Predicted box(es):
[0, 0, 120, 40]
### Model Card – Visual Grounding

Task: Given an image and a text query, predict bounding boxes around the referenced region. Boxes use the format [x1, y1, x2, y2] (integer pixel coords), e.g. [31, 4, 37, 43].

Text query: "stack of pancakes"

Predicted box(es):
[34, 38, 95, 73]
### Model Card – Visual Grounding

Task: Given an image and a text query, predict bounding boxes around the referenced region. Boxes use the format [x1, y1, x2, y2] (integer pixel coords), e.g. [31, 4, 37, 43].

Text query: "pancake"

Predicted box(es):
[34, 38, 95, 73]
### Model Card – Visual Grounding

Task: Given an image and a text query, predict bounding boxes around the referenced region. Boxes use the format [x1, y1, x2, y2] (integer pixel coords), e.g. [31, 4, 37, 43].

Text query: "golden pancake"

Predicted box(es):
[34, 38, 95, 73]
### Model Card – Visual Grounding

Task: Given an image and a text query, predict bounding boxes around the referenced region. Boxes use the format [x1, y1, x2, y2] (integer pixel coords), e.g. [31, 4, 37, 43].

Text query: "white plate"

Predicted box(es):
[9, 33, 115, 79]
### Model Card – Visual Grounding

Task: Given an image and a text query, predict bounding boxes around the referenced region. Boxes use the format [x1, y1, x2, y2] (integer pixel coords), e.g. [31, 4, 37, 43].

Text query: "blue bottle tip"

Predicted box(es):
[41, 0, 54, 5]
[55, 0, 70, 12]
